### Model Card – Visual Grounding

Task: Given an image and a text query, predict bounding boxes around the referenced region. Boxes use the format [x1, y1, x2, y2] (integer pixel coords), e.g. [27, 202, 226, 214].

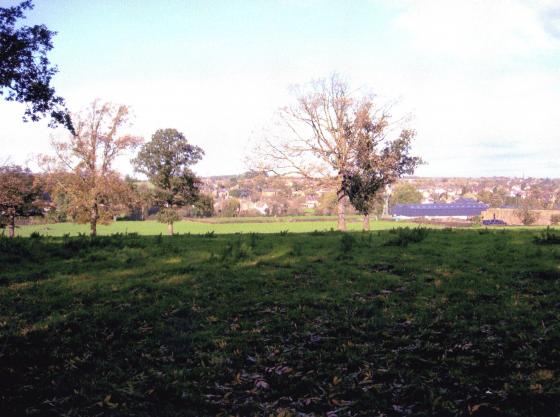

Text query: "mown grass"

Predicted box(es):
[15, 219, 419, 237]
[1, 229, 559, 416]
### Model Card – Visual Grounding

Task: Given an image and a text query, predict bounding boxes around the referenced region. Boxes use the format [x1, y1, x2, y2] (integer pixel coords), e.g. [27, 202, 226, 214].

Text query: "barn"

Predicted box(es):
[390, 198, 489, 220]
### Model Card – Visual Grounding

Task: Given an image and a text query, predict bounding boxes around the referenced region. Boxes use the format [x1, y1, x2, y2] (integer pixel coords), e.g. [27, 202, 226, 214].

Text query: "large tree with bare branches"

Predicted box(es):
[252, 74, 421, 230]
[43, 100, 142, 236]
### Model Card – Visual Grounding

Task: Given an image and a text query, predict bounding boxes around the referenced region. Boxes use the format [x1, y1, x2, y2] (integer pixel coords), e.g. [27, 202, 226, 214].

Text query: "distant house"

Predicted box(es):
[240, 200, 269, 215]
[261, 189, 277, 198]
[390, 198, 489, 220]
[304, 195, 319, 209]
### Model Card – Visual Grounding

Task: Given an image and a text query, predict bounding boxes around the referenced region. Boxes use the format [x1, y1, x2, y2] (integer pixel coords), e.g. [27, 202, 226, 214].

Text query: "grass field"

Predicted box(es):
[15, 218, 419, 237]
[1, 228, 560, 416]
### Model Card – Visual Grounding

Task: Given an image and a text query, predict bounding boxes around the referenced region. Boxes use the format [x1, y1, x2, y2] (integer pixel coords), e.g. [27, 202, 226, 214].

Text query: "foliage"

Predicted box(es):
[44, 188, 70, 223]
[315, 191, 338, 215]
[192, 193, 214, 217]
[385, 226, 429, 247]
[477, 187, 508, 208]
[343, 128, 420, 217]
[248, 232, 261, 248]
[43, 100, 142, 236]
[389, 183, 423, 205]
[534, 226, 560, 245]
[1, 230, 560, 416]
[220, 198, 241, 217]
[550, 214, 560, 226]
[253, 74, 419, 231]
[516, 206, 538, 226]
[133, 128, 203, 233]
[339, 232, 355, 254]
[0, 165, 42, 237]
[126, 180, 155, 220]
[219, 237, 251, 261]
[0, 0, 72, 131]
[156, 207, 180, 225]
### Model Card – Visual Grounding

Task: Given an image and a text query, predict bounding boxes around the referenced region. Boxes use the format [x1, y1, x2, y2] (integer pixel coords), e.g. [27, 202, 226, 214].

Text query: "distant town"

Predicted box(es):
[198, 173, 560, 219]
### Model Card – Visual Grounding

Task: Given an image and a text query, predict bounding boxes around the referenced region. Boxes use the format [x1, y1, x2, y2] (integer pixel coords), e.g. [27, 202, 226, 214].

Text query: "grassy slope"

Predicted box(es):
[16, 219, 418, 237]
[1, 229, 559, 416]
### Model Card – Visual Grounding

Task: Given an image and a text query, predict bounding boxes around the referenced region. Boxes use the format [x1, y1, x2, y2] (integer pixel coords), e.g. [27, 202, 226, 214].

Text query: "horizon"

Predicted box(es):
[1, 0, 560, 178]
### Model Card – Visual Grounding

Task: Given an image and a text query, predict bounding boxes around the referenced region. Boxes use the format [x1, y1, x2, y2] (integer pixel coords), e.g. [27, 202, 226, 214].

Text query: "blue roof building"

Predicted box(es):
[390, 198, 489, 218]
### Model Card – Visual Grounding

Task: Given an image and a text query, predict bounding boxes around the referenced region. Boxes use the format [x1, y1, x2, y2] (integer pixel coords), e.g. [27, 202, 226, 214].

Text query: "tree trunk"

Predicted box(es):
[8, 215, 15, 238]
[167, 222, 174, 236]
[90, 203, 98, 236]
[337, 188, 347, 231]
[362, 214, 370, 231]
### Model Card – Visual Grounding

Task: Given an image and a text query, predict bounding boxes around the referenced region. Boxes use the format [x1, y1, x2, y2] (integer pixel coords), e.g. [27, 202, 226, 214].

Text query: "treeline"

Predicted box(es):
[1, 102, 210, 237]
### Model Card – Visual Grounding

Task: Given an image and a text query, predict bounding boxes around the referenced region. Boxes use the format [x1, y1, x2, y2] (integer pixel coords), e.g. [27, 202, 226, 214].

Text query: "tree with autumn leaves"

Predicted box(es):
[43, 100, 142, 236]
[252, 74, 421, 231]
[0, 165, 42, 238]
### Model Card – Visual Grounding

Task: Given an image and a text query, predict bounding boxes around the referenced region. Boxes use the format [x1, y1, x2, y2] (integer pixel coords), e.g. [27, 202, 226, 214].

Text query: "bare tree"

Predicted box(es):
[251, 74, 420, 230]
[42, 100, 142, 236]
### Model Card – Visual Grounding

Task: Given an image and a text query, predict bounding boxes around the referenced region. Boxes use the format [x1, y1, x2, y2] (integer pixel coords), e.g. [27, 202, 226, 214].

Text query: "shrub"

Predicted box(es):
[550, 214, 560, 226]
[62, 234, 89, 252]
[534, 226, 560, 245]
[385, 227, 429, 247]
[515, 207, 538, 226]
[220, 239, 251, 261]
[340, 233, 355, 254]
[290, 241, 303, 256]
[29, 231, 42, 239]
[248, 232, 261, 248]
[0, 236, 31, 258]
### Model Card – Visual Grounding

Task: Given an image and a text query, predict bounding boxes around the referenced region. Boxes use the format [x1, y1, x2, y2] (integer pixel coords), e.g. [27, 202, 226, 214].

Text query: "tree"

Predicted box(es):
[192, 193, 214, 217]
[316, 191, 338, 215]
[126, 180, 155, 220]
[220, 198, 241, 217]
[343, 127, 420, 230]
[43, 100, 141, 236]
[515, 205, 538, 226]
[389, 183, 423, 206]
[0, 165, 41, 238]
[252, 74, 419, 230]
[133, 128, 203, 235]
[45, 185, 70, 223]
[477, 187, 507, 208]
[344, 177, 386, 230]
[0, 1, 72, 132]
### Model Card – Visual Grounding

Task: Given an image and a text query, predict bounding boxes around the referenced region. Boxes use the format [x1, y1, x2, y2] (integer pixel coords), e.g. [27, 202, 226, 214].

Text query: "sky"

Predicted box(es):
[1, 0, 560, 178]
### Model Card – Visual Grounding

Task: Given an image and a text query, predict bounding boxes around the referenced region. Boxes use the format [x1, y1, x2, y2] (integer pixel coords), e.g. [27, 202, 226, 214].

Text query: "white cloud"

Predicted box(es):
[2, 0, 560, 179]
[394, 0, 556, 60]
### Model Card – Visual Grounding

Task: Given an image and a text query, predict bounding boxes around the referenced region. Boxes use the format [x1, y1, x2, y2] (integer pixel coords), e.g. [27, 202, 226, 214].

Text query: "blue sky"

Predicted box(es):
[1, 0, 560, 178]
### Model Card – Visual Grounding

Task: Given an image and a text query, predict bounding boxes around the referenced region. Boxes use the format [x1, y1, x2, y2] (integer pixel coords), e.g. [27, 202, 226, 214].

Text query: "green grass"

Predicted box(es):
[1, 228, 559, 416]
[15, 219, 418, 237]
